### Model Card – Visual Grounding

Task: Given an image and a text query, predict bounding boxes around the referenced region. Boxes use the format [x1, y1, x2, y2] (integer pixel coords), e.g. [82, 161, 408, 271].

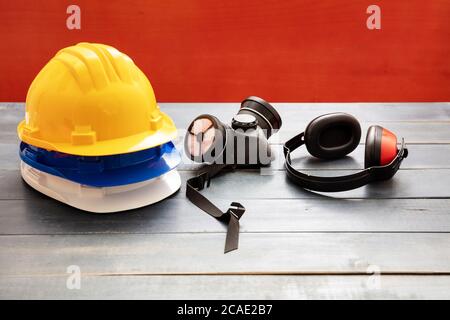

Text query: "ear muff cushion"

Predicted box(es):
[364, 125, 382, 168]
[304, 113, 361, 159]
[365, 126, 398, 168]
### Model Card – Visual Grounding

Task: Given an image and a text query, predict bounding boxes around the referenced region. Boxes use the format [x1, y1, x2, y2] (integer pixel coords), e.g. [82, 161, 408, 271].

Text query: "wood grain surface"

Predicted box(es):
[0, 102, 449, 299]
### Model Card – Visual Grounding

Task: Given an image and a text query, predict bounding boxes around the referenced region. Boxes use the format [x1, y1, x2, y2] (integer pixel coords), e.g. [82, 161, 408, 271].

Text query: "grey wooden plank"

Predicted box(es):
[189, 169, 450, 199]
[1, 198, 449, 235]
[0, 104, 22, 141]
[3, 143, 450, 171]
[5, 122, 450, 144]
[0, 143, 19, 170]
[1, 274, 449, 299]
[180, 144, 450, 171]
[276, 122, 450, 144]
[4, 102, 450, 124]
[2, 168, 450, 200]
[5, 123, 450, 145]
[1, 233, 449, 275]
[160, 103, 450, 126]
[273, 144, 450, 170]
[3, 103, 450, 144]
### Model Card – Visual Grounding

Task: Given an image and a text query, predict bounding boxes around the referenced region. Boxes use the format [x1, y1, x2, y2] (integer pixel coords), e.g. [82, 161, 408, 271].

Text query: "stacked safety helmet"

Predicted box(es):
[17, 43, 181, 212]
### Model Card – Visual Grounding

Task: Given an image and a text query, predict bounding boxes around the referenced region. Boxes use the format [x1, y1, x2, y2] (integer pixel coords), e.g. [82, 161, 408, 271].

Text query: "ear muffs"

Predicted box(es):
[284, 114, 408, 193]
[304, 113, 361, 159]
[364, 125, 398, 168]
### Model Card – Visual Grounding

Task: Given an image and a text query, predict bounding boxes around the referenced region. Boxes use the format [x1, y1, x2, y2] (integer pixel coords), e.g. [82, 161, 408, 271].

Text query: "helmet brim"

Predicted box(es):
[18, 112, 178, 156]
[20, 161, 181, 213]
[20, 141, 181, 187]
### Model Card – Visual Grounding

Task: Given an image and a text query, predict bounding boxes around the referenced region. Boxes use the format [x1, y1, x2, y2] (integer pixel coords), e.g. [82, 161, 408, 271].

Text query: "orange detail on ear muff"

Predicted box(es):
[380, 128, 398, 166]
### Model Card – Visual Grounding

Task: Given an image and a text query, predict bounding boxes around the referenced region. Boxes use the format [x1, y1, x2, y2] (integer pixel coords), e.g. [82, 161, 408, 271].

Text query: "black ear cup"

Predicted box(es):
[364, 125, 382, 168]
[239, 96, 282, 139]
[304, 113, 361, 159]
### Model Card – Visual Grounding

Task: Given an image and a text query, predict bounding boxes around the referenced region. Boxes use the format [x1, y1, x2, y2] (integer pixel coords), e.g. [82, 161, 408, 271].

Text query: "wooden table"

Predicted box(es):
[1, 102, 450, 299]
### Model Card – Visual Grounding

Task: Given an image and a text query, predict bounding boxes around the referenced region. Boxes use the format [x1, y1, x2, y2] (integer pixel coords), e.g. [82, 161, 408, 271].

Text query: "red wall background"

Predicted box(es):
[1, 0, 449, 102]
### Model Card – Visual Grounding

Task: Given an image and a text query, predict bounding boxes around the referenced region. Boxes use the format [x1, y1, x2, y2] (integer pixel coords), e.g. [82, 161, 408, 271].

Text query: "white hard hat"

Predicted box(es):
[20, 160, 181, 213]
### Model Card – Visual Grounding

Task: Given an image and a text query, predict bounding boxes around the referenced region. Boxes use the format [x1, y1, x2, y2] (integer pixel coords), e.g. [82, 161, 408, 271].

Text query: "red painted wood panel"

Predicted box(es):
[0, 0, 449, 102]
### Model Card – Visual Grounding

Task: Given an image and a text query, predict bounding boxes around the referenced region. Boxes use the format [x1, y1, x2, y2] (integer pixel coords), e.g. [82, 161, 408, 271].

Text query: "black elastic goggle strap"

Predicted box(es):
[283, 132, 408, 192]
[186, 163, 245, 253]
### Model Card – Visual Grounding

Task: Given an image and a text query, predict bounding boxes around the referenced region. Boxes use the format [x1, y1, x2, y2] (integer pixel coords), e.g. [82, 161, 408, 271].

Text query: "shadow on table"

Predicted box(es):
[283, 155, 403, 200]
[18, 178, 190, 234]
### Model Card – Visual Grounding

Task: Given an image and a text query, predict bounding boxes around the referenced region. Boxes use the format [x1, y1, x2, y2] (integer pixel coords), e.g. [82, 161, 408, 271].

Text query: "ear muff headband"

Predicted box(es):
[283, 132, 408, 193]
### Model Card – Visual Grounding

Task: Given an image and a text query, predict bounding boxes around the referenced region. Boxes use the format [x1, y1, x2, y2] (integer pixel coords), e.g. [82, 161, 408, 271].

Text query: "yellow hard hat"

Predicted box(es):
[17, 42, 177, 156]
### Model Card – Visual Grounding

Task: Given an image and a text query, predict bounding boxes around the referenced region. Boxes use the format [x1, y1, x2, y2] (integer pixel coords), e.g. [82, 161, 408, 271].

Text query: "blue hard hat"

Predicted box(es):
[19, 141, 181, 187]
